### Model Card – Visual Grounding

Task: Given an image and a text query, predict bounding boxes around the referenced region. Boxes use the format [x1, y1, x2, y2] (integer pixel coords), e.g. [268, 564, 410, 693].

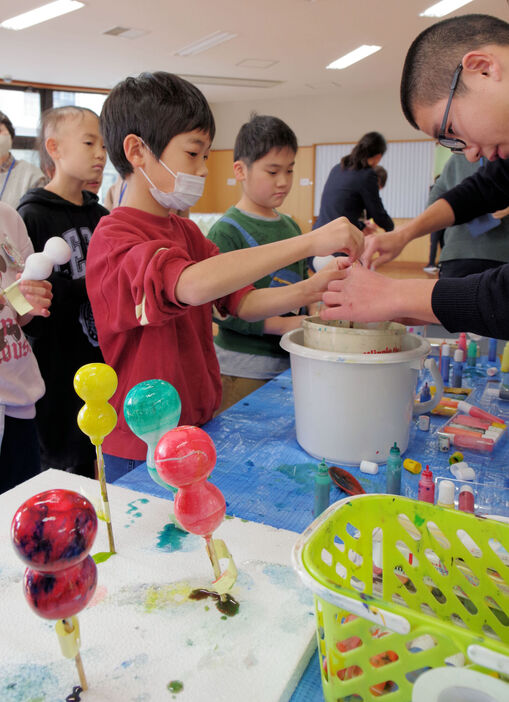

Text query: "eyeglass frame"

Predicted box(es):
[437, 63, 467, 153]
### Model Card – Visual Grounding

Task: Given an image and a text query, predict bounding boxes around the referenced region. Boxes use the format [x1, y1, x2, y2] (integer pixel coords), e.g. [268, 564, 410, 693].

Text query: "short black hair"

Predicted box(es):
[341, 132, 387, 170]
[401, 14, 509, 129]
[101, 71, 216, 178]
[233, 113, 298, 165]
[0, 112, 15, 140]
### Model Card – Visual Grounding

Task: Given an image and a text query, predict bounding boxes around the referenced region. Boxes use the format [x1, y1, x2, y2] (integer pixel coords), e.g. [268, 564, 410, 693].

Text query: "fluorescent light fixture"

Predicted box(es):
[420, 0, 474, 18]
[0, 0, 84, 30]
[175, 31, 237, 57]
[327, 45, 382, 70]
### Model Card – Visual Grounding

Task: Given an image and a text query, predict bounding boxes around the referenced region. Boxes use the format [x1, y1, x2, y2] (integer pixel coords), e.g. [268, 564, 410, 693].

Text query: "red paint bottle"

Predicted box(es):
[458, 484, 475, 513]
[418, 465, 435, 504]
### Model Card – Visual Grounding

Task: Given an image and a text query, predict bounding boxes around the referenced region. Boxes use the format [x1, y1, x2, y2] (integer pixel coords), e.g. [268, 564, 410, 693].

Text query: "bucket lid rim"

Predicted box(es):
[280, 328, 431, 364]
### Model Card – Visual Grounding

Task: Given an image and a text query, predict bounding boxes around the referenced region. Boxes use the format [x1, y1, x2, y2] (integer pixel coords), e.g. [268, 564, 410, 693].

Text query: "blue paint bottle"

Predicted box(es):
[419, 382, 431, 403]
[440, 343, 451, 384]
[488, 338, 498, 363]
[313, 459, 331, 518]
[386, 442, 402, 495]
[500, 341, 509, 400]
[451, 349, 463, 388]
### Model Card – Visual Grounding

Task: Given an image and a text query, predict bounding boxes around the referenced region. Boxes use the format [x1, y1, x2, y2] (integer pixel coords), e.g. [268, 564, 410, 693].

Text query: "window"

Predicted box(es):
[53, 91, 107, 115]
[0, 88, 41, 136]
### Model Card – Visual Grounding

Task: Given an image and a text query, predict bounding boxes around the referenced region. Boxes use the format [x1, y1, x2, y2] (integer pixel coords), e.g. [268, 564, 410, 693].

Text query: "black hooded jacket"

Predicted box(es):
[17, 188, 108, 470]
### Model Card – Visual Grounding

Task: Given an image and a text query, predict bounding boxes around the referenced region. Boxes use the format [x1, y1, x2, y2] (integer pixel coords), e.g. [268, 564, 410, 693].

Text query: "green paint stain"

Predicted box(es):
[241, 518, 249, 523]
[275, 463, 316, 486]
[167, 680, 183, 694]
[225, 515, 234, 520]
[221, 615, 227, 620]
[414, 514, 425, 527]
[93, 551, 114, 564]
[157, 523, 189, 551]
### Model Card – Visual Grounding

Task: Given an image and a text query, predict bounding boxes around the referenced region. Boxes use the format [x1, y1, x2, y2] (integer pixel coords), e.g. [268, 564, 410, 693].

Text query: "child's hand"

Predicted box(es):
[321, 264, 395, 323]
[18, 279, 53, 318]
[306, 256, 352, 296]
[312, 217, 364, 260]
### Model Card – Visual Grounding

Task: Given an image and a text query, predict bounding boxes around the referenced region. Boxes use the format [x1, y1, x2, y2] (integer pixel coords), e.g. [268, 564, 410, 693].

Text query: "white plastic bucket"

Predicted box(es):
[280, 328, 442, 465]
[302, 317, 406, 354]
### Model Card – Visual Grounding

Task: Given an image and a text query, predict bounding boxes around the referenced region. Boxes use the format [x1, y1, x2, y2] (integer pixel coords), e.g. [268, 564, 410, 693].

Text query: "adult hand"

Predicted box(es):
[361, 220, 377, 236]
[321, 264, 395, 323]
[362, 229, 407, 269]
[311, 216, 364, 261]
[18, 279, 52, 318]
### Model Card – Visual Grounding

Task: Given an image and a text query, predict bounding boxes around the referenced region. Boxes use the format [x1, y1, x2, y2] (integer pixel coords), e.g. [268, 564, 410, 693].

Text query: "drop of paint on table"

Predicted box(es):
[189, 588, 240, 616]
[167, 680, 183, 694]
[66, 685, 83, 701]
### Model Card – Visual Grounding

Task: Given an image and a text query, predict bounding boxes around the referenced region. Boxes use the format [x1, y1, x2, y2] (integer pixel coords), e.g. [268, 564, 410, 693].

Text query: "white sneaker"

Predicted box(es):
[423, 265, 439, 274]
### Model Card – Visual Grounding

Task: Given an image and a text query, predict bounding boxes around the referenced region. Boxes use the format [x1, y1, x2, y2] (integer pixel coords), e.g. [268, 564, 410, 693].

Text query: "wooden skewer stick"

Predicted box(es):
[96, 445, 116, 554]
[62, 619, 88, 691]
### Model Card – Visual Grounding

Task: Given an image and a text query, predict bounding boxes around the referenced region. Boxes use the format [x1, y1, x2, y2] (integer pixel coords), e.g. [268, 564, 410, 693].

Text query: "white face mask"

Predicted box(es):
[0, 133, 12, 158]
[139, 144, 205, 210]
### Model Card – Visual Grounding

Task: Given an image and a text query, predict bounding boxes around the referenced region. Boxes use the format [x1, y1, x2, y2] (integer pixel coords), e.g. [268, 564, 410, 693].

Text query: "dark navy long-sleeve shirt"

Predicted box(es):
[314, 165, 394, 231]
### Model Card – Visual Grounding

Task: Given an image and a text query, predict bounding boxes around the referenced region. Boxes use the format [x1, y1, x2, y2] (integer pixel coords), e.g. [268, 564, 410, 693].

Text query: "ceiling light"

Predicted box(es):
[419, 0, 474, 18]
[0, 0, 84, 31]
[326, 45, 382, 70]
[175, 31, 237, 57]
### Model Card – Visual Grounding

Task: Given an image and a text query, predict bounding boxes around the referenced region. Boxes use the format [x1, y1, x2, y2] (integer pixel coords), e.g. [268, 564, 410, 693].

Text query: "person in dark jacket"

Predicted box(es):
[18, 105, 107, 477]
[320, 14, 509, 340]
[314, 131, 393, 233]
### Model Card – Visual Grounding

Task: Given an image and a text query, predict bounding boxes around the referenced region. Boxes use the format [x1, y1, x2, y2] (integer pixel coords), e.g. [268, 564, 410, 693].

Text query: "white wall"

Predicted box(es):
[210, 88, 426, 150]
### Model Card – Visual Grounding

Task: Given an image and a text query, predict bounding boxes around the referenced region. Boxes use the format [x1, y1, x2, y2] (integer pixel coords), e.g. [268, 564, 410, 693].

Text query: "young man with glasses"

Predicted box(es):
[320, 14, 509, 339]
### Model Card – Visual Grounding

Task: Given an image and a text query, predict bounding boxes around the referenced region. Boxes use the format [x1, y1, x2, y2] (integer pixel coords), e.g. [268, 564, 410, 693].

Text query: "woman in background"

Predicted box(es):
[312, 131, 393, 271]
[314, 131, 393, 232]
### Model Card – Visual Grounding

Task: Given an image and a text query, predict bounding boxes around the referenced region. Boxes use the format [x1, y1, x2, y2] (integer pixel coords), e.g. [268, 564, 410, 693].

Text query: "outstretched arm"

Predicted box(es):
[320, 264, 439, 324]
[175, 217, 364, 306]
[362, 199, 455, 269]
[237, 263, 351, 322]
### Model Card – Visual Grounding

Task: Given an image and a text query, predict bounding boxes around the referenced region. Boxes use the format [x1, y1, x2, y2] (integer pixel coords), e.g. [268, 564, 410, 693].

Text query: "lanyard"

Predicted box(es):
[118, 180, 127, 205]
[0, 158, 16, 201]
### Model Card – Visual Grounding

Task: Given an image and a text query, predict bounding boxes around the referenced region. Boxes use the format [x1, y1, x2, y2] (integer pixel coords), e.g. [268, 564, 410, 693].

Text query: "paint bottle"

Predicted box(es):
[451, 349, 463, 388]
[467, 340, 477, 367]
[488, 338, 497, 363]
[385, 442, 402, 495]
[419, 382, 431, 403]
[313, 459, 331, 518]
[458, 332, 468, 357]
[437, 479, 455, 508]
[458, 484, 475, 513]
[418, 465, 435, 504]
[440, 343, 451, 384]
[500, 341, 509, 400]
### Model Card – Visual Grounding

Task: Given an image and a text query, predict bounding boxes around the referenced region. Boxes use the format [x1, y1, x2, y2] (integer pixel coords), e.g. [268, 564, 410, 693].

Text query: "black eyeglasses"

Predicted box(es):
[437, 63, 467, 152]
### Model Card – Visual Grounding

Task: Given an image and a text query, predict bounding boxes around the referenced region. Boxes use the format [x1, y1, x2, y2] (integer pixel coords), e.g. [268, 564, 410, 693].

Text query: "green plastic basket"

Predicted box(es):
[292, 494, 509, 701]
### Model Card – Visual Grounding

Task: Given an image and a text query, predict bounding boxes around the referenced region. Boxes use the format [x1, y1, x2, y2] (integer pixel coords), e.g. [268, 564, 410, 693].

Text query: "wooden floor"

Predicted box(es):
[376, 260, 438, 279]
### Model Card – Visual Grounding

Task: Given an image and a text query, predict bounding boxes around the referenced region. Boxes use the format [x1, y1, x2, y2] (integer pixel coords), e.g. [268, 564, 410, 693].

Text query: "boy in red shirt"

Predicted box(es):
[87, 71, 363, 480]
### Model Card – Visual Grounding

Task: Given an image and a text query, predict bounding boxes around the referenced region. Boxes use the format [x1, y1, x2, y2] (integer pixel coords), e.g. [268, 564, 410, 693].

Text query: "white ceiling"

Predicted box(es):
[0, 0, 507, 104]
